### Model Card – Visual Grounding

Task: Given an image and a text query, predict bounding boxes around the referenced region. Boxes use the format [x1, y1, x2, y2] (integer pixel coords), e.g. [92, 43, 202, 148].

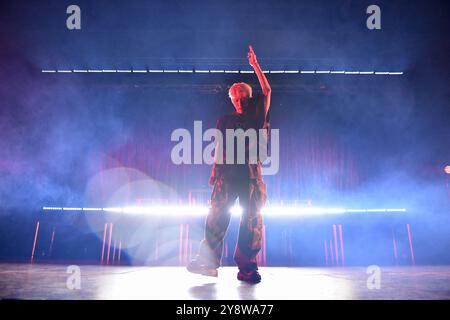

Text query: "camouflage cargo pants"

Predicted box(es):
[196, 176, 267, 272]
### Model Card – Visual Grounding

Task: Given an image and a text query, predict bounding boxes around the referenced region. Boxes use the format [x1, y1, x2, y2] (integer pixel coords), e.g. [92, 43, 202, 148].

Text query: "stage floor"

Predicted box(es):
[0, 263, 449, 300]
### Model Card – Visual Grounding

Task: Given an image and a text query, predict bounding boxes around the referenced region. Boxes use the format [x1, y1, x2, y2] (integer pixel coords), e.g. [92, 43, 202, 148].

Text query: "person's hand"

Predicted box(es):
[248, 45, 258, 67]
[208, 175, 216, 187]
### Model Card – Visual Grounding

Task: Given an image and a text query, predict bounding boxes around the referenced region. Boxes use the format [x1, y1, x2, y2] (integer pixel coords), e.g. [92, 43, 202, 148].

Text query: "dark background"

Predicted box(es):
[0, 0, 448, 265]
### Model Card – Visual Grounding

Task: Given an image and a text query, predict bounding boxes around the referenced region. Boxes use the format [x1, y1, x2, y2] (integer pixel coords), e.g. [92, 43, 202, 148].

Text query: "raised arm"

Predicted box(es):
[248, 45, 271, 115]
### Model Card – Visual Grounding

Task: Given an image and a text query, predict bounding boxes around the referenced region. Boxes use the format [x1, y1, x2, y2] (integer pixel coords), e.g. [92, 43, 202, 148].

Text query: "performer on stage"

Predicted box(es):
[187, 45, 272, 283]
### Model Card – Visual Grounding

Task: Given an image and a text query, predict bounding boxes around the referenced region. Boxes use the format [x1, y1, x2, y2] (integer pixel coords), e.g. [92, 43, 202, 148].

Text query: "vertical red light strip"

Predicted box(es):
[324, 239, 328, 266]
[329, 239, 335, 266]
[179, 224, 183, 265]
[338, 224, 345, 266]
[184, 224, 189, 264]
[333, 224, 339, 265]
[106, 223, 113, 265]
[31, 221, 40, 263]
[392, 230, 398, 265]
[392, 229, 398, 265]
[118, 240, 122, 265]
[101, 223, 107, 265]
[406, 224, 416, 266]
[48, 227, 55, 258]
[112, 239, 117, 264]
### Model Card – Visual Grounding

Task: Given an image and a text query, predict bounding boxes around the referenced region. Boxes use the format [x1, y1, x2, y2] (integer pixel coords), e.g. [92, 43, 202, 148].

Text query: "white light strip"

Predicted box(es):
[82, 207, 103, 211]
[42, 206, 406, 216]
[41, 69, 404, 76]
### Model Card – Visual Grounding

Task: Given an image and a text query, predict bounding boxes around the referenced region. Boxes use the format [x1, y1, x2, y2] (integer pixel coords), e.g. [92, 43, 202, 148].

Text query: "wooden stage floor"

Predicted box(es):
[1, 263, 449, 300]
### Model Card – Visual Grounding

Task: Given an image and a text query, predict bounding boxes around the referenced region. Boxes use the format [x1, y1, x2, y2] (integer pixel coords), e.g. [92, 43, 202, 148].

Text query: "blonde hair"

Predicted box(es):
[228, 82, 252, 99]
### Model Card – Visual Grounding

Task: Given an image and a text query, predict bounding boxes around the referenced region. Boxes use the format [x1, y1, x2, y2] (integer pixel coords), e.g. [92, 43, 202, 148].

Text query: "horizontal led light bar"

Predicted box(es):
[41, 69, 404, 76]
[42, 206, 406, 216]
